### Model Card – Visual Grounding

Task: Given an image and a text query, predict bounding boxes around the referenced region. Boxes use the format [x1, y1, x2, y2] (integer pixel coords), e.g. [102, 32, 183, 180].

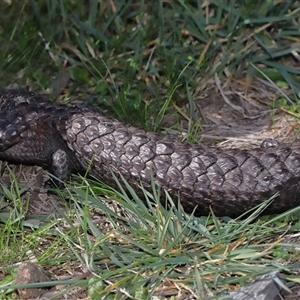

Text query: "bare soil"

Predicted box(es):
[1, 75, 300, 299]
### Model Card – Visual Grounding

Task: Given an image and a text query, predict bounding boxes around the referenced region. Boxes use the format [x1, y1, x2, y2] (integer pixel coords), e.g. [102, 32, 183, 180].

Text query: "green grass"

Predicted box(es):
[0, 0, 300, 299]
[2, 176, 300, 298]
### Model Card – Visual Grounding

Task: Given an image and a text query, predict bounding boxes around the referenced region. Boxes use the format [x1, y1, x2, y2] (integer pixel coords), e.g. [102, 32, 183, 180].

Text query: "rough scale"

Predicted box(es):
[1, 90, 300, 217]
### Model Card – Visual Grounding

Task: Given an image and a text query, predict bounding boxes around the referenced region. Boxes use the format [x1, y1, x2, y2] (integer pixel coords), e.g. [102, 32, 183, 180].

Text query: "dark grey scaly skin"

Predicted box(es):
[1, 90, 300, 217]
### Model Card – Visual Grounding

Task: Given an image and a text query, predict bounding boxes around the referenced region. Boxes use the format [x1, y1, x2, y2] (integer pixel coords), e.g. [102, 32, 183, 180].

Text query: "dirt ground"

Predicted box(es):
[1, 76, 300, 299]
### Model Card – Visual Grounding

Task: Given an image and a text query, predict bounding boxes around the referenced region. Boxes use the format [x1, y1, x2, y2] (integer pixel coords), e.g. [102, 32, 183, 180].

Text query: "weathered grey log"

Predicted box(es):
[227, 272, 284, 300]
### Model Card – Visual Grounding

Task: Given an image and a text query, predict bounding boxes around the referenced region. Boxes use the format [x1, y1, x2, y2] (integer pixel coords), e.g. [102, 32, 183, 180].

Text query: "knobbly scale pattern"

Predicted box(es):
[1, 90, 300, 217]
